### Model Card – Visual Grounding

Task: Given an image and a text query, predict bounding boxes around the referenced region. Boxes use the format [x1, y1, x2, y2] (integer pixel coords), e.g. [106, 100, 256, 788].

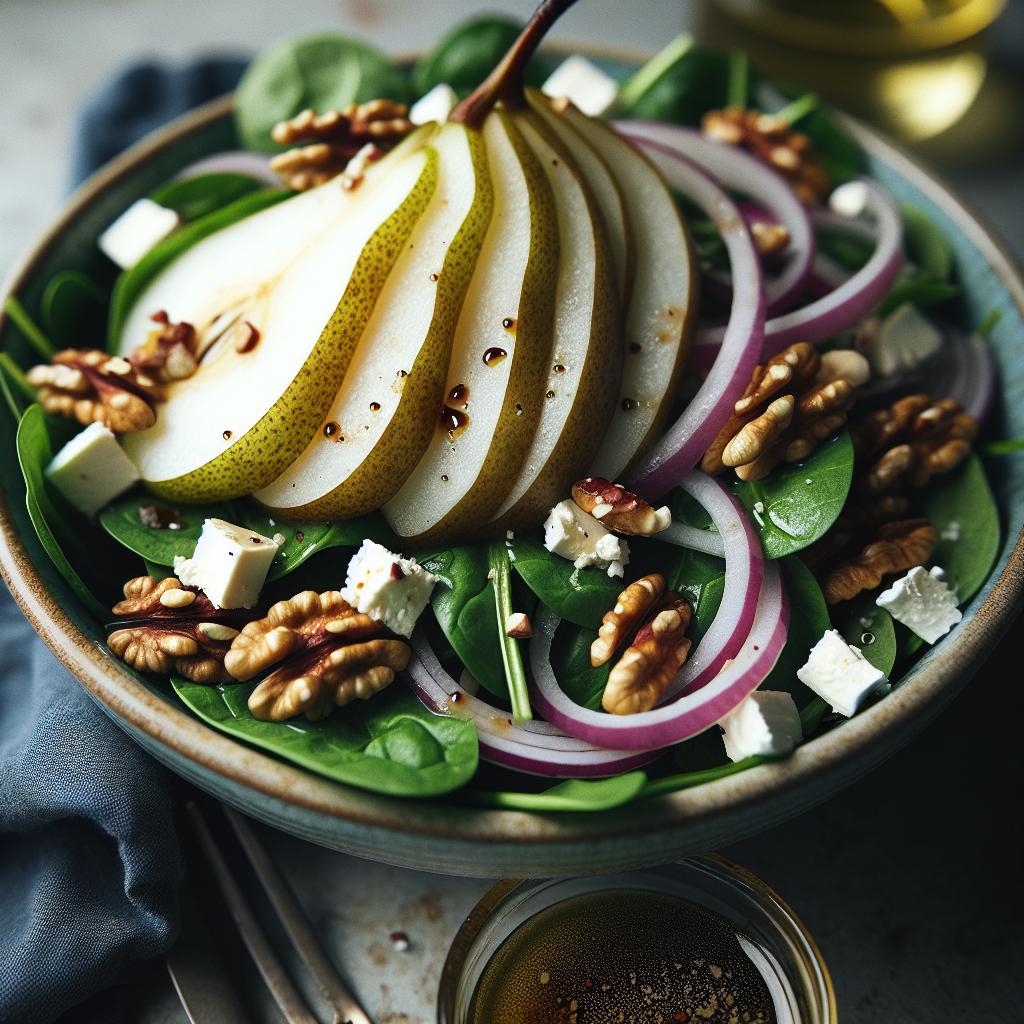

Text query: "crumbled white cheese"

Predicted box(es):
[44, 422, 139, 517]
[409, 82, 458, 125]
[543, 500, 629, 577]
[341, 540, 436, 638]
[876, 565, 961, 644]
[829, 180, 870, 219]
[541, 55, 619, 117]
[864, 303, 942, 377]
[797, 629, 887, 718]
[940, 520, 961, 542]
[173, 518, 279, 609]
[98, 198, 181, 269]
[719, 690, 803, 762]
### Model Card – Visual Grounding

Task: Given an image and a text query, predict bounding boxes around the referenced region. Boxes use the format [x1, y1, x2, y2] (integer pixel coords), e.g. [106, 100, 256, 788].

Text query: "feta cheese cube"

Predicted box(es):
[542, 56, 619, 117]
[829, 180, 869, 219]
[543, 499, 629, 577]
[173, 518, 279, 609]
[797, 629, 887, 718]
[410, 83, 458, 125]
[876, 565, 961, 644]
[341, 540, 436, 638]
[98, 198, 181, 270]
[45, 422, 139, 517]
[720, 690, 803, 763]
[864, 303, 942, 377]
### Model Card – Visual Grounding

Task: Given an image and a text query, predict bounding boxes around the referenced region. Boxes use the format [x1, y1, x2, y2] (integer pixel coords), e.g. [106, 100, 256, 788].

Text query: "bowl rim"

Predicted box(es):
[1, 63, 1022, 855]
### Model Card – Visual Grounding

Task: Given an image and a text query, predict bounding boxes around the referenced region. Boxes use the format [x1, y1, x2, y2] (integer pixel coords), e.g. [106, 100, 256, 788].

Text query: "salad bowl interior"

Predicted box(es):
[0, 48, 1022, 878]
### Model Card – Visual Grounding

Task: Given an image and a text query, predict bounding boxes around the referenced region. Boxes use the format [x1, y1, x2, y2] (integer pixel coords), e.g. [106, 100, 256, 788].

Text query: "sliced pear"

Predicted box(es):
[527, 87, 632, 302]
[538, 97, 697, 481]
[384, 108, 559, 544]
[256, 121, 493, 519]
[119, 131, 438, 501]
[491, 107, 621, 531]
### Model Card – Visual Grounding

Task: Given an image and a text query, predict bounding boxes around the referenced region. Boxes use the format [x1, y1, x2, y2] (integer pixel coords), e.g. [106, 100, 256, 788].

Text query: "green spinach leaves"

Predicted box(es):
[150, 172, 266, 223]
[174, 679, 477, 797]
[235, 33, 409, 152]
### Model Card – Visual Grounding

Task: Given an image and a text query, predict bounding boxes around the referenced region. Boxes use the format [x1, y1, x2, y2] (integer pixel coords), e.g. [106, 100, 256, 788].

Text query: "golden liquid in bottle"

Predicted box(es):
[468, 890, 779, 1023]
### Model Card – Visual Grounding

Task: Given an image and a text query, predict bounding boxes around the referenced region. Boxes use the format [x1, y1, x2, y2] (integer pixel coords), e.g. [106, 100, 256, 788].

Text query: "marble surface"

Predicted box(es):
[2, 1, 1022, 1022]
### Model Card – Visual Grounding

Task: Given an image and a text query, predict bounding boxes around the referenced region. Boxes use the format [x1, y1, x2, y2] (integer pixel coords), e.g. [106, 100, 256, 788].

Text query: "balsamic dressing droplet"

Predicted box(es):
[222, 429, 233, 441]
[482, 347, 507, 367]
[621, 398, 638, 411]
[323, 421, 343, 441]
[553, 363, 566, 374]
[439, 383, 470, 439]
[369, 401, 381, 412]
[502, 317, 517, 331]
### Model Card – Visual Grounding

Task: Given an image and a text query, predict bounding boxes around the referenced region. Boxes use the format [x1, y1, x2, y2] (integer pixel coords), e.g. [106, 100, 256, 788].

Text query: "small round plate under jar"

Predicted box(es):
[438, 856, 836, 1023]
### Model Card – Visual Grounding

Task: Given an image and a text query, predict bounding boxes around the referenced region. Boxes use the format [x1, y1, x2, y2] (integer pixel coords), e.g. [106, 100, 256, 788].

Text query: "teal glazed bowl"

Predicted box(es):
[1, 53, 1022, 877]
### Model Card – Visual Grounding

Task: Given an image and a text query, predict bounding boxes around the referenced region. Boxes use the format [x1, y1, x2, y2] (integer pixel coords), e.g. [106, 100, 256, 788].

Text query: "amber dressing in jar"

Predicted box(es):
[468, 890, 779, 1024]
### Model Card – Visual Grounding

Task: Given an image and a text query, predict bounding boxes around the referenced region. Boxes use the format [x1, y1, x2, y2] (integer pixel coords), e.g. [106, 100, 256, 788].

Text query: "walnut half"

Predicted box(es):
[107, 575, 250, 683]
[572, 478, 671, 537]
[225, 590, 411, 722]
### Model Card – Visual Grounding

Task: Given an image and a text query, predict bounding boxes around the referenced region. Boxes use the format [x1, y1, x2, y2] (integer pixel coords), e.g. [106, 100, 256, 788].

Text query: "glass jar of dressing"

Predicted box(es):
[438, 856, 836, 1023]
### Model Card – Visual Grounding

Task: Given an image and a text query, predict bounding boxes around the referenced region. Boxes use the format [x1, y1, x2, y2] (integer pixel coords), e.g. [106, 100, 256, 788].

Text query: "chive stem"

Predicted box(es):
[774, 90, 820, 126]
[981, 439, 1024, 455]
[616, 33, 694, 112]
[4, 296, 56, 360]
[489, 541, 532, 722]
[727, 50, 749, 108]
[976, 308, 1002, 339]
[0, 351, 36, 405]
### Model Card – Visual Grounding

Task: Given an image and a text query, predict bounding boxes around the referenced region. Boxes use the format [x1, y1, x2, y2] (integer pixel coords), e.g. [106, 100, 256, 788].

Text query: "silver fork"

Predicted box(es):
[173, 801, 374, 1024]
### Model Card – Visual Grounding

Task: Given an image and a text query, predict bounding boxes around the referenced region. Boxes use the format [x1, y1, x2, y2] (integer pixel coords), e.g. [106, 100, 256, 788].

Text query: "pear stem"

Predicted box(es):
[449, 0, 581, 128]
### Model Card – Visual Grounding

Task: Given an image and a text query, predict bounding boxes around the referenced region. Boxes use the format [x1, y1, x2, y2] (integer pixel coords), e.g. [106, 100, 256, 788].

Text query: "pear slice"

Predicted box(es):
[538, 96, 697, 481]
[119, 130, 438, 501]
[384, 109, 559, 544]
[256, 121, 493, 519]
[491, 107, 621, 531]
[527, 88, 632, 302]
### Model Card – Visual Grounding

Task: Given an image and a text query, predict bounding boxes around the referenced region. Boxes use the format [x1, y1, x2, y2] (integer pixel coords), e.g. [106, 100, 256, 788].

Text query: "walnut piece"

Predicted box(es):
[603, 593, 692, 716]
[854, 394, 978, 492]
[107, 575, 249, 683]
[591, 574, 666, 668]
[703, 342, 866, 480]
[225, 590, 410, 722]
[702, 107, 831, 204]
[572, 478, 671, 537]
[28, 348, 163, 433]
[269, 101, 414, 191]
[823, 518, 938, 605]
[128, 310, 199, 383]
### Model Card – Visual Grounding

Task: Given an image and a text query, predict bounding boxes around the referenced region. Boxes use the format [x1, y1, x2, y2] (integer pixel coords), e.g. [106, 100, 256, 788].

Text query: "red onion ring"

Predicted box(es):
[623, 139, 766, 500]
[406, 633, 659, 777]
[173, 151, 280, 186]
[660, 520, 726, 558]
[530, 562, 788, 751]
[616, 122, 815, 315]
[689, 178, 903, 370]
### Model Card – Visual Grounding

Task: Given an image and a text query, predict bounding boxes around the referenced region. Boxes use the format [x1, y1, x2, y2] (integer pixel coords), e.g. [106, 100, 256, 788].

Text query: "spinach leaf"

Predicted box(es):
[617, 38, 733, 126]
[107, 189, 290, 347]
[4, 295, 55, 360]
[416, 546, 506, 699]
[150, 173, 266, 222]
[764, 557, 832, 730]
[661, 547, 725, 645]
[99, 493, 393, 582]
[0, 353, 35, 421]
[550, 623, 608, 711]
[173, 679, 477, 797]
[839, 593, 896, 676]
[466, 771, 648, 812]
[40, 271, 107, 348]
[797, 106, 864, 183]
[734, 430, 854, 559]
[878, 275, 959, 317]
[16, 405, 108, 621]
[235, 33, 409, 153]
[923, 455, 999, 603]
[412, 16, 541, 99]
[508, 537, 622, 630]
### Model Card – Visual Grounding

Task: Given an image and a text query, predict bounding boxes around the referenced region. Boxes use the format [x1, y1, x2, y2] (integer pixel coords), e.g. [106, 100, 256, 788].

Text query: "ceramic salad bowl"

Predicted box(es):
[0, 46, 1021, 877]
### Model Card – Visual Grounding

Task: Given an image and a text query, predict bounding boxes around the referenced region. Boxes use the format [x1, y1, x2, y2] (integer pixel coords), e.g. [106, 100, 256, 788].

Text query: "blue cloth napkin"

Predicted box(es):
[1, 59, 245, 1024]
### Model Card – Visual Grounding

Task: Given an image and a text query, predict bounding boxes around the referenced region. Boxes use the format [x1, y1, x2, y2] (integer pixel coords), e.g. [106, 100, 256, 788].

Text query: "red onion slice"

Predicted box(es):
[530, 562, 788, 751]
[616, 122, 815, 315]
[406, 633, 659, 777]
[624, 139, 766, 499]
[690, 178, 903, 370]
[173, 151, 280, 186]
